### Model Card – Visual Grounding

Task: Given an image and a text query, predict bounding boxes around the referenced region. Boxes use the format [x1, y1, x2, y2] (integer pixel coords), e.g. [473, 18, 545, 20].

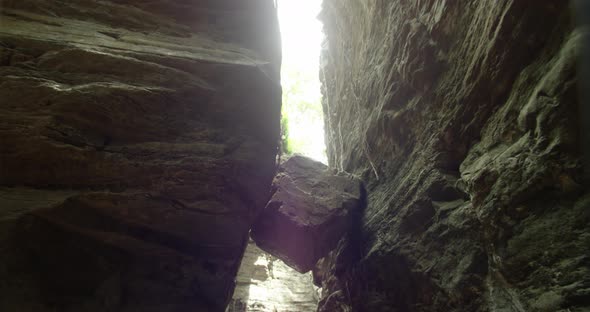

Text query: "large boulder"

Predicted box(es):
[251, 155, 364, 273]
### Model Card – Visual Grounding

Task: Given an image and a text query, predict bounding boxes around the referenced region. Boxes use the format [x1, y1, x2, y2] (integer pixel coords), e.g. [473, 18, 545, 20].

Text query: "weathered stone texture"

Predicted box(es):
[0, 1, 280, 311]
[319, 1, 589, 311]
[251, 155, 364, 273]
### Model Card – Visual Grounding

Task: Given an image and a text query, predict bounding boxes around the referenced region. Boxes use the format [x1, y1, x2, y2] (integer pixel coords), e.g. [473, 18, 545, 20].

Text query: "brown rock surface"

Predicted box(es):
[251, 155, 364, 273]
[0, 1, 281, 311]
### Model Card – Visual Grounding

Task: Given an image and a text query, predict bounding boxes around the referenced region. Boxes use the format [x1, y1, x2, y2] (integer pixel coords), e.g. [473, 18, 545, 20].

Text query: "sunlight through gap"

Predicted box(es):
[279, 0, 326, 163]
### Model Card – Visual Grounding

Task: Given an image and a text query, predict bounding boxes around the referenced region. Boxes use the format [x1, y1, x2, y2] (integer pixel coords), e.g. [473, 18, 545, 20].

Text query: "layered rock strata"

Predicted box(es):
[318, 1, 590, 311]
[0, 1, 281, 311]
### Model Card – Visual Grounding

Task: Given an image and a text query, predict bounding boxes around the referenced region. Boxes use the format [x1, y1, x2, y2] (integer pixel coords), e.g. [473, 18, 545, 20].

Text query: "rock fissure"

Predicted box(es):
[1, 0, 589, 311]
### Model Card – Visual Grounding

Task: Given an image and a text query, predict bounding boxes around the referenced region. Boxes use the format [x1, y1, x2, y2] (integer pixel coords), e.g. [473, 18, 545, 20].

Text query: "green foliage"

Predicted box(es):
[281, 114, 293, 155]
[280, 65, 325, 160]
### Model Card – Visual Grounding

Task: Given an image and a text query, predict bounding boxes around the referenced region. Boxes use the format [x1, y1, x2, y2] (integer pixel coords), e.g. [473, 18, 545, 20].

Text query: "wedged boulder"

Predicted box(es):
[251, 155, 364, 273]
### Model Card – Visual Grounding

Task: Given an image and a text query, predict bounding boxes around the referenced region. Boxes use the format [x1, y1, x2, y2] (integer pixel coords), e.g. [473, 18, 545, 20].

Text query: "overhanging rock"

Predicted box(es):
[251, 155, 364, 273]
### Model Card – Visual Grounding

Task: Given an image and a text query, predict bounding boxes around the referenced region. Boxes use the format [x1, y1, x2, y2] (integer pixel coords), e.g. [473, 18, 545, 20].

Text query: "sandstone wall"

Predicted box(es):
[0, 1, 281, 311]
[318, 1, 589, 311]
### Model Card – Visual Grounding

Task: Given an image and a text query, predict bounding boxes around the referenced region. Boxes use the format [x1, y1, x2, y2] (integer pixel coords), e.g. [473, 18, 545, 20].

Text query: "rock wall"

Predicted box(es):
[0, 1, 281, 311]
[319, 1, 590, 311]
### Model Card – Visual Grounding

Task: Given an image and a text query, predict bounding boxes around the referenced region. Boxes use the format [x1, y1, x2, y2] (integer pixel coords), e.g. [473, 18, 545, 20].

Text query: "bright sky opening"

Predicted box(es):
[278, 0, 327, 163]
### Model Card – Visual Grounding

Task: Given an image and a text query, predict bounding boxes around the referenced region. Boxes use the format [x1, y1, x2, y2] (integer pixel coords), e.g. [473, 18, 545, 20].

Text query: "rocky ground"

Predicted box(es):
[228, 240, 319, 312]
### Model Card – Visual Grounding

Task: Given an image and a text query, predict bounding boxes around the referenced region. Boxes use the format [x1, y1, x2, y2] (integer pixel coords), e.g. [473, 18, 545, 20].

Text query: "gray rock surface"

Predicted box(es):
[251, 155, 364, 273]
[318, 1, 589, 311]
[0, 1, 281, 311]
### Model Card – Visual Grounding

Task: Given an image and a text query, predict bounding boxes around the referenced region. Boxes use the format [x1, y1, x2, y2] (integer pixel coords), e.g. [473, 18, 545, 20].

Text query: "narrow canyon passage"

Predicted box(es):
[0, 1, 589, 312]
[228, 1, 325, 310]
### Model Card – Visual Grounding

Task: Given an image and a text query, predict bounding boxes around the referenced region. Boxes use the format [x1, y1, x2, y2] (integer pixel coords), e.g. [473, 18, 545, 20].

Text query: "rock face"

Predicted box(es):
[0, 1, 281, 311]
[251, 155, 364, 273]
[227, 240, 319, 312]
[318, 1, 590, 311]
